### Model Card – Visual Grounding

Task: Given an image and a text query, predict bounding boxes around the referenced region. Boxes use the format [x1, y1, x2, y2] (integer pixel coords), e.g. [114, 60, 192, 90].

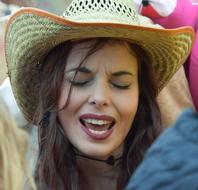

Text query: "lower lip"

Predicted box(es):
[80, 124, 114, 140]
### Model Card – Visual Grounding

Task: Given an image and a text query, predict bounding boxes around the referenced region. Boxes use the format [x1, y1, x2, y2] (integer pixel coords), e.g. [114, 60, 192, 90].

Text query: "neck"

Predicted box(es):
[75, 153, 122, 166]
[74, 144, 123, 172]
[74, 146, 124, 190]
[76, 154, 122, 174]
[76, 155, 122, 190]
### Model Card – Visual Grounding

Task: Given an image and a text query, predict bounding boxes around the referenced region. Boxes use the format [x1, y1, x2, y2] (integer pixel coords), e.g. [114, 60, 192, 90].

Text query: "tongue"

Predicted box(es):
[84, 123, 111, 131]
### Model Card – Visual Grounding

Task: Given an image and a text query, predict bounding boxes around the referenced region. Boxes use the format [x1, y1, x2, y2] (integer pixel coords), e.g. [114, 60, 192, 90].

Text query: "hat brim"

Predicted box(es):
[5, 8, 194, 121]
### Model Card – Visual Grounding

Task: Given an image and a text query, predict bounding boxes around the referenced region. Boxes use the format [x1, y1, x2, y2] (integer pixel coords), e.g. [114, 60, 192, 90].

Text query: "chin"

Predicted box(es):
[81, 146, 116, 160]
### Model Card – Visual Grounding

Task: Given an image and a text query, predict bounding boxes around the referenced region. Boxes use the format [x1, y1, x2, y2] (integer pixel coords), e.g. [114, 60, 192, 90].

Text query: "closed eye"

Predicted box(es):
[110, 81, 131, 89]
[69, 79, 91, 87]
[110, 71, 134, 90]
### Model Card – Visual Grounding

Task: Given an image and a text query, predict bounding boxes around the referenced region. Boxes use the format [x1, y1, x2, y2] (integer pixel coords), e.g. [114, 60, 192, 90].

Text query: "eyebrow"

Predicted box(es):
[66, 67, 134, 76]
[66, 67, 91, 73]
[112, 71, 134, 77]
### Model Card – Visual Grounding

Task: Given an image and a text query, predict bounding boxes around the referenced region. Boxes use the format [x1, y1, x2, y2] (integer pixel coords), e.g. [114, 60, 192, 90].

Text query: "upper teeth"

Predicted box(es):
[83, 119, 111, 125]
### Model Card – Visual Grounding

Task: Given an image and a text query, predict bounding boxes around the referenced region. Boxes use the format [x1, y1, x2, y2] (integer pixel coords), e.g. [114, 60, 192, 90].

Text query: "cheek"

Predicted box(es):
[58, 85, 69, 109]
[126, 94, 139, 113]
[116, 91, 139, 126]
[118, 87, 139, 110]
[58, 87, 87, 114]
[58, 85, 84, 109]
[58, 84, 88, 109]
[121, 99, 138, 121]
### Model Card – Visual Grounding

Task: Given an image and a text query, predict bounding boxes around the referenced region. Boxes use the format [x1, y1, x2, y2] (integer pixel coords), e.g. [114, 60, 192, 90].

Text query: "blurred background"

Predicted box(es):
[0, 0, 72, 84]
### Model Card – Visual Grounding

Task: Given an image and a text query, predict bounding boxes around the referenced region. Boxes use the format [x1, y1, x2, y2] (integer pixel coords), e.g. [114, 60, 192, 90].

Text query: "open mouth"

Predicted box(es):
[79, 115, 116, 139]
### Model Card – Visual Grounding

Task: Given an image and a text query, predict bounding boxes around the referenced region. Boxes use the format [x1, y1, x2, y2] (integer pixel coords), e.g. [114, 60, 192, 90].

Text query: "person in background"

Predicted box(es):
[4, 0, 194, 189]
[125, 109, 198, 190]
[0, 95, 36, 190]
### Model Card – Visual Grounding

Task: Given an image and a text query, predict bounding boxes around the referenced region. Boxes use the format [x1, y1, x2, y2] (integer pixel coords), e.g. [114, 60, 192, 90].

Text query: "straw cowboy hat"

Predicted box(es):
[5, 0, 195, 121]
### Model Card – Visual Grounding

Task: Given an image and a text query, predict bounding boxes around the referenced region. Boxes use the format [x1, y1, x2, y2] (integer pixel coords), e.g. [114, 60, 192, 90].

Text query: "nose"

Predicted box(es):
[88, 80, 110, 108]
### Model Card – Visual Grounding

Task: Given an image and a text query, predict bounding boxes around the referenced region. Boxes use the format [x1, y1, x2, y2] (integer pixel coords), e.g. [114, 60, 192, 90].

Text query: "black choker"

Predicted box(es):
[75, 154, 122, 166]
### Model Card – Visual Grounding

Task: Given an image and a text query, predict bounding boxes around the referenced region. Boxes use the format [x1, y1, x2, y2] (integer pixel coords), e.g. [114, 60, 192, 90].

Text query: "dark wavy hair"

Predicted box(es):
[33, 38, 162, 190]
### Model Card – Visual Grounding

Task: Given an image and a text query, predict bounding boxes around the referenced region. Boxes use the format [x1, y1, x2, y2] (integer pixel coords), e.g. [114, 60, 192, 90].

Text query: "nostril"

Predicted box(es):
[88, 98, 108, 106]
[89, 99, 97, 105]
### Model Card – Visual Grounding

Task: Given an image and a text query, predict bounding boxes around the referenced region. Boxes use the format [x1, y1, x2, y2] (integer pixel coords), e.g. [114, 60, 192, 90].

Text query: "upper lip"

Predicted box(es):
[80, 114, 115, 122]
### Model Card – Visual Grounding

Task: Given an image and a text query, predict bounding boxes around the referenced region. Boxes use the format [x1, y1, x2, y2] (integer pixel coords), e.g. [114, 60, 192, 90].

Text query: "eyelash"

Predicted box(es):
[110, 82, 131, 89]
[69, 80, 131, 90]
[69, 80, 90, 86]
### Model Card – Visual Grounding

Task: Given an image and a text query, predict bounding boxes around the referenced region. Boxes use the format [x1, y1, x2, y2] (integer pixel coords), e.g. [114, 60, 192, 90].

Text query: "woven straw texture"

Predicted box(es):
[5, 0, 194, 121]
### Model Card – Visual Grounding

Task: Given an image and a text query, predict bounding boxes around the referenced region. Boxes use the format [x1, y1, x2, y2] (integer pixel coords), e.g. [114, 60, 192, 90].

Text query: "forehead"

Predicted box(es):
[65, 39, 138, 72]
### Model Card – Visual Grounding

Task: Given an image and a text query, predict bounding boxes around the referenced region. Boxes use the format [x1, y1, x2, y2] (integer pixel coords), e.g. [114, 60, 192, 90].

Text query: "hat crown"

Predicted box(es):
[63, 0, 140, 24]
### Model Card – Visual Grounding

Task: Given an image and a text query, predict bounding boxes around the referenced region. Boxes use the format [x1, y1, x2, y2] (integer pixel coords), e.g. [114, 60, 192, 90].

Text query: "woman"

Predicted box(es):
[0, 96, 36, 190]
[4, 0, 194, 189]
[35, 38, 161, 189]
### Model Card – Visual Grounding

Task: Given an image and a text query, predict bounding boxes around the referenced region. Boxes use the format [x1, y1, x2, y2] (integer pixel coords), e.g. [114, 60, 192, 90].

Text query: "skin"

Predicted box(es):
[58, 40, 139, 161]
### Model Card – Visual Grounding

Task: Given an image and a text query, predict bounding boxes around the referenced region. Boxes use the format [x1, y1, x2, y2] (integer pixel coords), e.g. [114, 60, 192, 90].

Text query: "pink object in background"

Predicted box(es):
[137, 0, 198, 111]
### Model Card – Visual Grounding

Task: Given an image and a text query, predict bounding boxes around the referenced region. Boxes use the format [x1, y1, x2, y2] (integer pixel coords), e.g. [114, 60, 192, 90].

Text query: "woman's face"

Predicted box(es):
[58, 40, 139, 159]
